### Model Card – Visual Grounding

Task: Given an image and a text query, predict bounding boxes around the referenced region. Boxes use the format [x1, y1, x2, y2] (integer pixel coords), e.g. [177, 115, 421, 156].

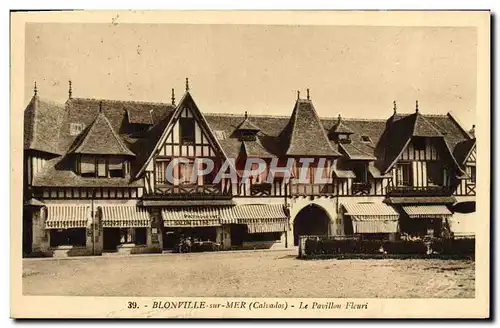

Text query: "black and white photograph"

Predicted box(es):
[10, 10, 490, 319]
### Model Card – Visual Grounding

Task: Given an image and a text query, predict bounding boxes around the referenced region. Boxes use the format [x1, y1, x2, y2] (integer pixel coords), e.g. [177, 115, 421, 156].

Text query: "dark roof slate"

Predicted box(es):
[236, 117, 261, 132]
[453, 139, 476, 166]
[69, 111, 135, 156]
[282, 99, 340, 157]
[24, 96, 66, 155]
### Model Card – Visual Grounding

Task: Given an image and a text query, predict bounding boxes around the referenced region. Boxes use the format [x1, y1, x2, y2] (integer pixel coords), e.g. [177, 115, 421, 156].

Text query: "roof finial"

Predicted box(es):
[244, 111, 248, 119]
[68, 80, 72, 99]
[338, 113, 342, 123]
[415, 100, 419, 113]
[99, 101, 103, 113]
[185, 78, 189, 92]
[306, 88, 310, 100]
[34, 81, 38, 96]
[171, 88, 176, 106]
[297, 90, 300, 100]
[393, 100, 397, 114]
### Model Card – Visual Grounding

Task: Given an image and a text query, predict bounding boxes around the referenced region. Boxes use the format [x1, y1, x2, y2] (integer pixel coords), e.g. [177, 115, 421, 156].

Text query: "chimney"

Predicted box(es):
[306, 88, 310, 100]
[297, 90, 300, 100]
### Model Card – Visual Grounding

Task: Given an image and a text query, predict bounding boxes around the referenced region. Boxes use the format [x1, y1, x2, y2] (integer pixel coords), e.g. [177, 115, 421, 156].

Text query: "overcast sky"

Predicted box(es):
[25, 23, 477, 127]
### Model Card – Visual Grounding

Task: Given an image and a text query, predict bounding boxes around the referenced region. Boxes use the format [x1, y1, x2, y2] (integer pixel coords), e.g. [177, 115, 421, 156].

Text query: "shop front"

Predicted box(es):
[341, 202, 399, 240]
[399, 205, 453, 237]
[99, 205, 160, 254]
[161, 206, 223, 250]
[221, 204, 289, 249]
[43, 204, 93, 256]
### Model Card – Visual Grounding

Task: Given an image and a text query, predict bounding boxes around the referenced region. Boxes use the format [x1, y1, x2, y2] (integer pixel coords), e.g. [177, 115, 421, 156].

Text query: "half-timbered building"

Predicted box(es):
[22, 80, 477, 257]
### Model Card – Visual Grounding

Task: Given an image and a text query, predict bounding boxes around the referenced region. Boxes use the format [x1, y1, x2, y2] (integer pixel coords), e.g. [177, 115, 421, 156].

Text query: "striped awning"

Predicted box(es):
[342, 203, 399, 233]
[402, 205, 452, 219]
[100, 205, 151, 228]
[45, 204, 91, 229]
[162, 207, 222, 227]
[222, 204, 289, 233]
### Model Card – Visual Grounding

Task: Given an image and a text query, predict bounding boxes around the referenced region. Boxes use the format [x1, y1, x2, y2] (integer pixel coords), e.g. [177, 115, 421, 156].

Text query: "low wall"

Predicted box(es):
[50, 246, 93, 258]
[239, 240, 286, 250]
[117, 244, 162, 255]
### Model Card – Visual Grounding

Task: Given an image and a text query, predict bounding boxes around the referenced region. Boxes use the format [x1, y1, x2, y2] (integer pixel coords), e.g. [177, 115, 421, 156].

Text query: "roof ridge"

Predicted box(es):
[70, 97, 174, 107]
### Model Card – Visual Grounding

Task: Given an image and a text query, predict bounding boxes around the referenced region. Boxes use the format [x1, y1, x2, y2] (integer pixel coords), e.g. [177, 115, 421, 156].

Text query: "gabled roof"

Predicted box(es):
[413, 112, 444, 137]
[282, 99, 340, 157]
[380, 111, 468, 174]
[24, 95, 66, 155]
[339, 143, 377, 161]
[68, 110, 135, 156]
[242, 138, 276, 158]
[330, 117, 354, 135]
[236, 117, 261, 132]
[453, 139, 476, 166]
[135, 91, 236, 177]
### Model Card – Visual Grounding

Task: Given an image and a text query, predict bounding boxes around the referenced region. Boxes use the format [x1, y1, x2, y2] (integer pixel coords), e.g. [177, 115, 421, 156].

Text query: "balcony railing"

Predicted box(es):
[387, 185, 453, 197]
[150, 183, 232, 199]
[289, 183, 336, 196]
[352, 182, 371, 195]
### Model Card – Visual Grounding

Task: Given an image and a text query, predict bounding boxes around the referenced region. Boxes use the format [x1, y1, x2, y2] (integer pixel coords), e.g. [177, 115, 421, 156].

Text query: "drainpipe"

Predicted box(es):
[91, 188, 96, 255]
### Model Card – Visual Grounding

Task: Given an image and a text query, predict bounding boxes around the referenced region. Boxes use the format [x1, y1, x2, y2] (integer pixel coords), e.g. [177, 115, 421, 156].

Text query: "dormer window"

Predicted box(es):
[214, 130, 227, 140]
[70, 123, 85, 136]
[78, 155, 128, 178]
[235, 113, 260, 141]
[179, 117, 195, 144]
[361, 135, 372, 143]
[413, 137, 426, 151]
[338, 134, 350, 142]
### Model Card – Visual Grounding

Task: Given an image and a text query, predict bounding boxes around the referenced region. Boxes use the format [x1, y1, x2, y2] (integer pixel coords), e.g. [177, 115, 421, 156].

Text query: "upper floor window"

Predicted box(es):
[413, 137, 426, 151]
[79, 155, 128, 178]
[427, 162, 444, 186]
[179, 118, 195, 144]
[351, 162, 368, 184]
[214, 130, 227, 140]
[396, 163, 412, 186]
[467, 165, 476, 184]
[70, 123, 85, 136]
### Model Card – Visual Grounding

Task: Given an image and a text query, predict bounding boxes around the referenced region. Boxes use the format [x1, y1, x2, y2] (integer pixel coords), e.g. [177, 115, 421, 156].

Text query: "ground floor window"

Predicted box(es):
[162, 227, 217, 250]
[400, 217, 442, 237]
[49, 228, 86, 247]
[245, 232, 282, 242]
[103, 227, 148, 251]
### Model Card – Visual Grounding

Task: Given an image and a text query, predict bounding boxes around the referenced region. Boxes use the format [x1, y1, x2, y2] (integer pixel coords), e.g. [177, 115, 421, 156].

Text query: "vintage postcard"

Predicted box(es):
[10, 10, 490, 319]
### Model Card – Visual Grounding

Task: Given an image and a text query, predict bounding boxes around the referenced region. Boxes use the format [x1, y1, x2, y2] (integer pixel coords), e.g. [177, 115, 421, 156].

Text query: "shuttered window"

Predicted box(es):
[80, 156, 95, 176]
[108, 158, 124, 178]
[97, 158, 107, 177]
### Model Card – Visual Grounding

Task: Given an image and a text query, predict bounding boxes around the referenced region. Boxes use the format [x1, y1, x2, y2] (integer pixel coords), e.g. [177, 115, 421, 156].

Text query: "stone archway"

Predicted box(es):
[293, 204, 331, 246]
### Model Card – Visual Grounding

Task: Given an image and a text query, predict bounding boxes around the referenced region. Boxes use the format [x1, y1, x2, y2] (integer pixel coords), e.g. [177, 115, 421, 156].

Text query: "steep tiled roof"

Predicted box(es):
[69, 111, 135, 156]
[24, 96, 66, 155]
[330, 117, 354, 135]
[243, 139, 276, 158]
[453, 139, 476, 166]
[236, 117, 261, 132]
[282, 99, 340, 157]
[24, 91, 473, 187]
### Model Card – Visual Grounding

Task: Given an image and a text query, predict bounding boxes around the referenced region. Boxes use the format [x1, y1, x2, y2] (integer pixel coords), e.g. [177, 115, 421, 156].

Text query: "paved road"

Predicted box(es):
[23, 249, 474, 298]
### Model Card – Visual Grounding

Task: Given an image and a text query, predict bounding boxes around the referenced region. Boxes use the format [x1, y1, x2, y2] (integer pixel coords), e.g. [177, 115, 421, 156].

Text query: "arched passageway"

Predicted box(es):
[293, 204, 331, 246]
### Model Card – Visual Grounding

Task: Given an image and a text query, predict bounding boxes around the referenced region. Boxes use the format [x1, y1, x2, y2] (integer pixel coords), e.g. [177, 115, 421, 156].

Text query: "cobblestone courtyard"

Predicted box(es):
[23, 250, 475, 298]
